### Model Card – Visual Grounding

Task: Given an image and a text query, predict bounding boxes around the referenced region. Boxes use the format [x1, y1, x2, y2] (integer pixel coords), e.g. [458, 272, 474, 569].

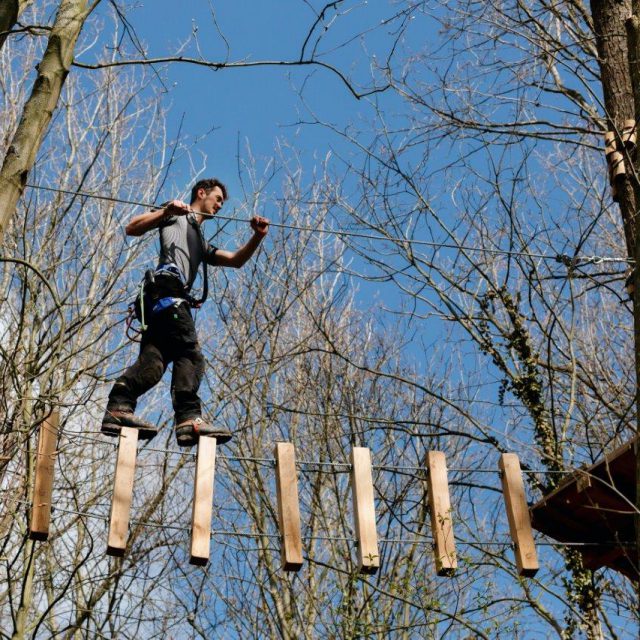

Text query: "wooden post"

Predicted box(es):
[350, 447, 379, 574]
[274, 442, 303, 571]
[499, 453, 539, 577]
[190, 435, 216, 565]
[427, 451, 457, 576]
[107, 427, 138, 556]
[29, 412, 59, 541]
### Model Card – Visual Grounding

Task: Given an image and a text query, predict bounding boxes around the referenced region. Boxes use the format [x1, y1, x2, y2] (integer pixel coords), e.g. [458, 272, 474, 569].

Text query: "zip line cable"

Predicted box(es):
[55, 429, 574, 475]
[0, 428, 588, 476]
[6, 434, 633, 554]
[25, 183, 633, 265]
[15, 501, 631, 549]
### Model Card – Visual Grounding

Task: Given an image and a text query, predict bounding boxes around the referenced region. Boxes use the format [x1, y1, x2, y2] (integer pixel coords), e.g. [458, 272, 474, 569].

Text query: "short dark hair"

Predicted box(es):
[190, 178, 228, 204]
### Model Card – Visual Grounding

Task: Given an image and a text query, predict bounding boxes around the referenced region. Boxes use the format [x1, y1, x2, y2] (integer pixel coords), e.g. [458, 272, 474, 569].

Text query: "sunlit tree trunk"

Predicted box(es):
[0, 1, 33, 51]
[0, 0, 96, 242]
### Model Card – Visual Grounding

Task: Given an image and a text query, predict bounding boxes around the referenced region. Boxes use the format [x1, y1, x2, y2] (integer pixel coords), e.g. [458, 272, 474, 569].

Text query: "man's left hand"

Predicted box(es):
[250, 216, 269, 237]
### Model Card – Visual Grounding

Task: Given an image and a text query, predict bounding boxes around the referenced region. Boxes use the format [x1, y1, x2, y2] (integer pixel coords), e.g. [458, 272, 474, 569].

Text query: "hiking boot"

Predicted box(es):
[175, 417, 233, 447]
[101, 409, 158, 440]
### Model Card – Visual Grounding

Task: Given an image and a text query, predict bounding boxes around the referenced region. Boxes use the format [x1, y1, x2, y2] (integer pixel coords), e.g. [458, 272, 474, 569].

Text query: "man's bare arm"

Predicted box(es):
[211, 216, 269, 268]
[125, 200, 191, 237]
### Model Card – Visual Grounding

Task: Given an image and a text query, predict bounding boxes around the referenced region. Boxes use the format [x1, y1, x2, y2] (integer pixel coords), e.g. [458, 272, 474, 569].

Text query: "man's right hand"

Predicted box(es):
[126, 199, 191, 236]
[163, 200, 192, 217]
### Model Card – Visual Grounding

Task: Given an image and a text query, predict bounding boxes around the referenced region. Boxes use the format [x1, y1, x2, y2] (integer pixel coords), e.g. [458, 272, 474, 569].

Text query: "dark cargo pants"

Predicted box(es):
[106, 277, 205, 424]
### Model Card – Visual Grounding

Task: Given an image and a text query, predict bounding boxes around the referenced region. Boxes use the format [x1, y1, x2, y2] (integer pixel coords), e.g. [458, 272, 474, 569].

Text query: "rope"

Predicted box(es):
[32, 503, 633, 548]
[25, 183, 633, 265]
[56, 430, 575, 475]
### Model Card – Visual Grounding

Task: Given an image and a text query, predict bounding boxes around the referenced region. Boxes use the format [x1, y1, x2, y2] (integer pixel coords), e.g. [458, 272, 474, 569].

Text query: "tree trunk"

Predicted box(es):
[0, 0, 95, 242]
[11, 540, 36, 640]
[625, 0, 640, 603]
[0, 1, 33, 51]
[11, 391, 37, 640]
[590, 0, 637, 258]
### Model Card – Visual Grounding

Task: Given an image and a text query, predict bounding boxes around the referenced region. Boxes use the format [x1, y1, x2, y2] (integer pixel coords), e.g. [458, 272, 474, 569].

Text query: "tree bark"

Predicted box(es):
[591, 0, 637, 258]
[590, 0, 640, 620]
[0, 0, 95, 243]
[11, 540, 36, 640]
[0, 1, 33, 51]
[625, 0, 640, 602]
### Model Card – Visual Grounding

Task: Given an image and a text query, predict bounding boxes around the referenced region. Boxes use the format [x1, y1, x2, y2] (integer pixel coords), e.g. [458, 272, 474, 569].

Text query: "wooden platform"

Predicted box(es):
[530, 437, 638, 580]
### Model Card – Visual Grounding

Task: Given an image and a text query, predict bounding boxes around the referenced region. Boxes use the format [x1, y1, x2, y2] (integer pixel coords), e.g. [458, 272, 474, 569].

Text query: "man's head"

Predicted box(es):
[190, 178, 228, 215]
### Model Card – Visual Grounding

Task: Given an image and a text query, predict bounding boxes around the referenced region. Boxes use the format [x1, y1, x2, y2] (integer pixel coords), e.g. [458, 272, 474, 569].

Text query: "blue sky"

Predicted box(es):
[3, 3, 634, 638]
[74, 0, 442, 358]
[30, 2, 636, 635]
[69, 0, 616, 426]
[84, 0, 405, 203]
[74, 0, 597, 416]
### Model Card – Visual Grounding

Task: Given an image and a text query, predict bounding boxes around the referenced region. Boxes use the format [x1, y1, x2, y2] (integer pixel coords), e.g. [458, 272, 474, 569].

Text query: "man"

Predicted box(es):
[101, 178, 269, 446]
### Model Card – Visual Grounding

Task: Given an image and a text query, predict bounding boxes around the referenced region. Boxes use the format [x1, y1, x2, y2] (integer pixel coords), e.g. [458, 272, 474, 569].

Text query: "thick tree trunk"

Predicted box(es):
[592, 0, 640, 626]
[625, 0, 640, 606]
[0, 0, 94, 242]
[590, 0, 637, 258]
[0, 1, 32, 51]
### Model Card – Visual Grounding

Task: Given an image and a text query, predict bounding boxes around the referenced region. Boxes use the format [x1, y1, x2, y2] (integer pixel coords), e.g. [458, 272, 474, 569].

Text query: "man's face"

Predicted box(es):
[199, 186, 224, 215]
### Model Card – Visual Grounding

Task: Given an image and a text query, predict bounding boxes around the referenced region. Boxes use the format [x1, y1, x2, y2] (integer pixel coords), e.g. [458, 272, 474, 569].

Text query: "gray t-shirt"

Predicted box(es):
[158, 213, 217, 290]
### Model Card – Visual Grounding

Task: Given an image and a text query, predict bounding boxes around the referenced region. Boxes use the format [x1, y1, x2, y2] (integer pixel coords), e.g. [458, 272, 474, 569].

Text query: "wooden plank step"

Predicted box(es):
[107, 427, 139, 556]
[29, 412, 60, 541]
[274, 442, 303, 571]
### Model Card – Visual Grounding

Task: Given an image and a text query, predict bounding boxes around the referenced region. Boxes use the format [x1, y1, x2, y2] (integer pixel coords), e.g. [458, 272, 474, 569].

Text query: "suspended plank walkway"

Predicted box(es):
[24, 412, 546, 576]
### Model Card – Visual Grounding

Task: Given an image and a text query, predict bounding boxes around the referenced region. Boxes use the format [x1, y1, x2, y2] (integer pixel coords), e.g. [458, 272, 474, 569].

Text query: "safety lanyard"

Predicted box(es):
[187, 214, 209, 307]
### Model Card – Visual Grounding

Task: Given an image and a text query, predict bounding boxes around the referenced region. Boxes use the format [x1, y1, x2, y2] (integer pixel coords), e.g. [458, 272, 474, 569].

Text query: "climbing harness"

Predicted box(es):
[125, 215, 210, 342]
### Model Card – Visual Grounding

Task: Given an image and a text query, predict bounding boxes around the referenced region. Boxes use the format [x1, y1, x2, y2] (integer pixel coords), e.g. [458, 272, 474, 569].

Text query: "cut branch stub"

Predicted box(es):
[609, 151, 626, 181]
[604, 131, 617, 157]
[611, 181, 620, 203]
[622, 119, 637, 150]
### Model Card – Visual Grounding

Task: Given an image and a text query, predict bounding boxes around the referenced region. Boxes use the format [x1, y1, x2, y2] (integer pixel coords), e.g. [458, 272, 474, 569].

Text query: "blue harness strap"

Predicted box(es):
[149, 263, 190, 315]
[152, 296, 187, 314]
